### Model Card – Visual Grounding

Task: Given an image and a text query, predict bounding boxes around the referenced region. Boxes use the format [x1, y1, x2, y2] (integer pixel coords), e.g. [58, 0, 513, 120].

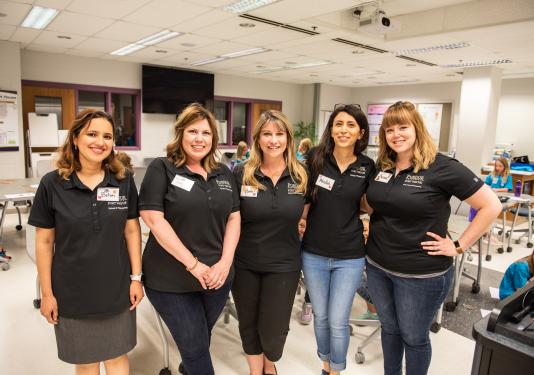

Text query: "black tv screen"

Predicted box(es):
[142, 65, 214, 114]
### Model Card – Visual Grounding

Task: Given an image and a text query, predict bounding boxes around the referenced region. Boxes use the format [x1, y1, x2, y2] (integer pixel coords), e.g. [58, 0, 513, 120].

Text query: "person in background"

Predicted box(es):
[115, 151, 134, 174]
[29, 109, 143, 374]
[499, 248, 534, 299]
[139, 103, 240, 375]
[485, 157, 513, 193]
[236, 141, 250, 165]
[364, 101, 501, 375]
[232, 110, 307, 375]
[300, 103, 374, 375]
[297, 138, 313, 162]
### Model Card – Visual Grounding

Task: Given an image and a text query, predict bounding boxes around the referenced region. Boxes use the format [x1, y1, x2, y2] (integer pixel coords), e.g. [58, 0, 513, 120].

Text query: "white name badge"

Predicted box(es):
[316, 174, 335, 191]
[241, 185, 258, 197]
[97, 187, 120, 201]
[375, 171, 393, 183]
[171, 175, 195, 192]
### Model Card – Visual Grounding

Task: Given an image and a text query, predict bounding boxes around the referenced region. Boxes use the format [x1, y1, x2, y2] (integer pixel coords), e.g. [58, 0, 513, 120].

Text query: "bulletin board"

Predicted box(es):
[28, 112, 59, 147]
[0, 90, 20, 151]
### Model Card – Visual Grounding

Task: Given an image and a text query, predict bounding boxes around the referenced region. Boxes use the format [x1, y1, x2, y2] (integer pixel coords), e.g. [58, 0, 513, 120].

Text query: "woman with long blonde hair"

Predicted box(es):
[232, 110, 307, 375]
[365, 101, 501, 375]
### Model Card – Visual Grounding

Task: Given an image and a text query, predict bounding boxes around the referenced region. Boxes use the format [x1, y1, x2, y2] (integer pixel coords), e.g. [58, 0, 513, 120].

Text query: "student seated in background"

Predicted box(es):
[485, 157, 513, 193]
[499, 248, 534, 300]
[235, 140, 250, 165]
[297, 137, 313, 162]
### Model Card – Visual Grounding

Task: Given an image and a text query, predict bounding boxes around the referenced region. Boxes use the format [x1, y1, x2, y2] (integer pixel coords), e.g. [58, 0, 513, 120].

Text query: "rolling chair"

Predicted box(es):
[504, 201, 533, 249]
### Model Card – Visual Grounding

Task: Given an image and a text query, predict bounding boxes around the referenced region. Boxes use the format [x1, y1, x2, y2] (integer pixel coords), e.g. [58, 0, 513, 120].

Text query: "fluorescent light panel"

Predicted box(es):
[221, 47, 267, 58]
[110, 43, 147, 56]
[440, 59, 512, 68]
[223, 0, 279, 14]
[394, 42, 470, 56]
[191, 57, 226, 66]
[21, 6, 59, 29]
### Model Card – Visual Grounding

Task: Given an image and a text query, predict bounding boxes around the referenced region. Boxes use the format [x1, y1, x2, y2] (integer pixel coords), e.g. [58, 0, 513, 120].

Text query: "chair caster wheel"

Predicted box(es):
[16, 224, 22, 231]
[430, 322, 441, 333]
[33, 299, 41, 309]
[471, 283, 480, 294]
[1, 262, 9, 271]
[497, 247, 504, 254]
[159, 368, 171, 375]
[485, 255, 492, 261]
[355, 352, 365, 364]
[528, 242, 533, 248]
[444, 301, 458, 312]
[506, 247, 513, 252]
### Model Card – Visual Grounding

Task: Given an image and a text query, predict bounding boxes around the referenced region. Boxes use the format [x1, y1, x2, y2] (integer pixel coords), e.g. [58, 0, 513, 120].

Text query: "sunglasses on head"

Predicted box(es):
[334, 103, 361, 111]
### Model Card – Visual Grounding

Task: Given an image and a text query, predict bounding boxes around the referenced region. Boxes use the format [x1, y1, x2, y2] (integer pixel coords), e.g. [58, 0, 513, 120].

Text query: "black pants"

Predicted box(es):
[232, 268, 300, 361]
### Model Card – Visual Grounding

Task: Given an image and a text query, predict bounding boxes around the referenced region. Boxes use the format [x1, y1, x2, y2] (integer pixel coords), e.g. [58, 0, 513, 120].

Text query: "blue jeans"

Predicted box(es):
[366, 262, 453, 375]
[145, 283, 231, 375]
[302, 251, 365, 372]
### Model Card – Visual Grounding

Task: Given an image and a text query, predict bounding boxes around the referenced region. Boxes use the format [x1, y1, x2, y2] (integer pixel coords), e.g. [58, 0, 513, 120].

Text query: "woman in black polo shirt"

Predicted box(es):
[139, 103, 240, 375]
[365, 101, 501, 375]
[232, 110, 307, 375]
[301, 104, 374, 375]
[29, 109, 143, 373]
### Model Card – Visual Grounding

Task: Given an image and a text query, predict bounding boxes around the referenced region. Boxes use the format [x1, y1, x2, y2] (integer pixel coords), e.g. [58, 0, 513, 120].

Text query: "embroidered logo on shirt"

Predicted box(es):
[403, 175, 424, 188]
[216, 179, 233, 192]
[349, 166, 367, 178]
[107, 195, 128, 210]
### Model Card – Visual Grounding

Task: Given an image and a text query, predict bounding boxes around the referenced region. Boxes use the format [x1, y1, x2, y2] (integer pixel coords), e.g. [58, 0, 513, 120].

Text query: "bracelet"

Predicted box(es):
[130, 273, 143, 282]
[186, 257, 198, 272]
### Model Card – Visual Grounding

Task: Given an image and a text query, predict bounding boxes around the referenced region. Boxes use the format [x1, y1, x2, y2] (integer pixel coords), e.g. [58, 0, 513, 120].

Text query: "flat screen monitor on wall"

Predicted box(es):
[142, 65, 214, 114]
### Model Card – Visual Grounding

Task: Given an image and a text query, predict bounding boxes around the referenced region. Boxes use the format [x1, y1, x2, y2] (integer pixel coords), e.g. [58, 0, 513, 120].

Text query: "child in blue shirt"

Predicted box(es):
[499, 249, 534, 299]
[485, 157, 513, 192]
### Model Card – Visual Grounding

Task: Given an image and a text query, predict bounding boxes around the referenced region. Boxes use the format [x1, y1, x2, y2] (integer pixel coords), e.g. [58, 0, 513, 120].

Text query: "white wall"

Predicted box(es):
[497, 77, 534, 157]
[0, 41, 24, 179]
[20, 51, 312, 165]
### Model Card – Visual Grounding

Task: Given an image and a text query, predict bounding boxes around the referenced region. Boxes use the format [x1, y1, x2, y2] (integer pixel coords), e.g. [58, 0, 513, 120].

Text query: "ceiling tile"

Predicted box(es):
[66, 48, 105, 58]
[35, 0, 72, 10]
[66, 0, 152, 19]
[31, 29, 87, 48]
[128, 45, 182, 59]
[0, 1, 32, 26]
[234, 26, 310, 47]
[190, 40, 257, 56]
[123, 0, 211, 28]
[9, 26, 41, 44]
[94, 21, 161, 43]
[0, 23, 15, 40]
[156, 33, 222, 50]
[193, 16, 275, 39]
[169, 9, 235, 32]
[25, 42, 68, 54]
[73, 37, 129, 53]
[47, 11, 115, 36]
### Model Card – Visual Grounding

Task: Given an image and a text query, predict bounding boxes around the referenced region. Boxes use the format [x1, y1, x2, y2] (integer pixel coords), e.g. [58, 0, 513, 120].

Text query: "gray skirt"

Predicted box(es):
[54, 308, 136, 364]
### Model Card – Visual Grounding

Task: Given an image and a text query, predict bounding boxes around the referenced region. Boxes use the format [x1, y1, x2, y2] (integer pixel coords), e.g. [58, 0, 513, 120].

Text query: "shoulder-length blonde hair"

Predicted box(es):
[236, 141, 248, 159]
[377, 101, 437, 172]
[166, 103, 219, 172]
[493, 156, 510, 181]
[243, 110, 307, 193]
[56, 109, 126, 180]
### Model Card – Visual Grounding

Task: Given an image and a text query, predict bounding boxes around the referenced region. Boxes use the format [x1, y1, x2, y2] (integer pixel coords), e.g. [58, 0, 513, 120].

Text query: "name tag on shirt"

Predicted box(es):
[172, 175, 194, 192]
[287, 183, 302, 195]
[97, 187, 120, 201]
[241, 185, 258, 197]
[316, 174, 335, 191]
[492, 177, 499, 185]
[375, 171, 393, 183]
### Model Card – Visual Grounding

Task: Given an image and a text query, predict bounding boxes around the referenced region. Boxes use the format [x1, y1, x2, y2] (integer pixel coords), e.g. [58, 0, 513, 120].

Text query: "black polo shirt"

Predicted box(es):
[28, 170, 139, 319]
[366, 153, 484, 275]
[233, 164, 306, 273]
[302, 152, 375, 259]
[139, 157, 239, 293]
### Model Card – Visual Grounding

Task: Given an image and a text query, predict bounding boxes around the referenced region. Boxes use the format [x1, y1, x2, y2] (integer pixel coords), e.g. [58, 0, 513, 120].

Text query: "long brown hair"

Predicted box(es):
[56, 109, 126, 180]
[242, 110, 307, 193]
[166, 103, 219, 172]
[376, 101, 437, 173]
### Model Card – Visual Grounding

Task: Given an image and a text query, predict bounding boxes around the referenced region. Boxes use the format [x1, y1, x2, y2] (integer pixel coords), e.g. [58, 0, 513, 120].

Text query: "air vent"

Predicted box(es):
[331, 38, 387, 53]
[396, 55, 437, 67]
[440, 59, 512, 68]
[239, 14, 319, 35]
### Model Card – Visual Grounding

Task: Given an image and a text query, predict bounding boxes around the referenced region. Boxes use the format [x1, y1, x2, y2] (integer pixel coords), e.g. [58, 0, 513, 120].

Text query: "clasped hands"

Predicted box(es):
[189, 259, 231, 290]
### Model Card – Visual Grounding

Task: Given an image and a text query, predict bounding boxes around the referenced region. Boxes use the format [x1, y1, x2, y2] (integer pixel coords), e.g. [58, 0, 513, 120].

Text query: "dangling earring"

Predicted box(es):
[73, 144, 77, 151]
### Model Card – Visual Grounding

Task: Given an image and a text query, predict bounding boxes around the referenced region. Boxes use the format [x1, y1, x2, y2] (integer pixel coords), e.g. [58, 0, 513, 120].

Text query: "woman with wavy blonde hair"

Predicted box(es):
[232, 110, 307, 375]
[365, 101, 501, 375]
[30, 109, 143, 374]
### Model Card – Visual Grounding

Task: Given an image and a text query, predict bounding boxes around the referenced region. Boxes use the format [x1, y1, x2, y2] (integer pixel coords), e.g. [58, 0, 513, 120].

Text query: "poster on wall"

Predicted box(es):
[0, 90, 19, 151]
[417, 103, 443, 144]
[367, 104, 391, 146]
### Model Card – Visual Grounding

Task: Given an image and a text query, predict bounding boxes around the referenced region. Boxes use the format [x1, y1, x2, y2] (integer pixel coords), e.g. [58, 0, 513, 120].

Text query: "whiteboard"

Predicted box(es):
[28, 112, 59, 147]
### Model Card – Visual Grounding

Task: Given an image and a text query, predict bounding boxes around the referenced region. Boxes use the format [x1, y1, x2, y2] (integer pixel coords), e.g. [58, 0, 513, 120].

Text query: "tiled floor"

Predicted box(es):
[4, 211, 530, 374]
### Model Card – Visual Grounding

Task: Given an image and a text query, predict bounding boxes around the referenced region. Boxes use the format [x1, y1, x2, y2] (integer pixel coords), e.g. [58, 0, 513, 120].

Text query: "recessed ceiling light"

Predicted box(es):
[239, 22, 256, 28]
[57, 35, 71, 40]
[155, 50, 167, 53]
[180, 43, 196, 47]
[21, 6, 59, 29]
[223, 0, 280, 14]
[352, 50, 364, 55]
